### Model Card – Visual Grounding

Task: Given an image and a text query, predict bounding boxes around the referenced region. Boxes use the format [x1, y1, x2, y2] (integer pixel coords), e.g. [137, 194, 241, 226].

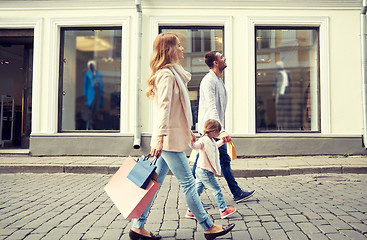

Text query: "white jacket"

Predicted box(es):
[191, 135, 225, 175]
[198, 70, 227, 134]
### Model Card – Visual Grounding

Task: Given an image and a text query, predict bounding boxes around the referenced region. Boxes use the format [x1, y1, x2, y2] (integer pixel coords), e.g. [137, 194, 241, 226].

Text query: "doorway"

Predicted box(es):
[0, 29, 33, 149]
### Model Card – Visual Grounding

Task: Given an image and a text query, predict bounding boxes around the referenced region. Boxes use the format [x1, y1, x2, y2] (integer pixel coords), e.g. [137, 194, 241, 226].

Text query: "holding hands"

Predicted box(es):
[219, 131, 231, 143]
[190, 131, 196, 145]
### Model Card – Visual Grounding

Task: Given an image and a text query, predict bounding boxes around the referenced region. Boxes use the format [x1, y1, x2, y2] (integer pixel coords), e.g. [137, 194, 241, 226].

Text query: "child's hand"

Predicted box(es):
[219, 131, 231, 143]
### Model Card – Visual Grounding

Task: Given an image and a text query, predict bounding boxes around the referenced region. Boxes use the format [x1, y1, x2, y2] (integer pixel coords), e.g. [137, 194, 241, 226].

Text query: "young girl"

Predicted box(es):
[186, 119, 237, 220]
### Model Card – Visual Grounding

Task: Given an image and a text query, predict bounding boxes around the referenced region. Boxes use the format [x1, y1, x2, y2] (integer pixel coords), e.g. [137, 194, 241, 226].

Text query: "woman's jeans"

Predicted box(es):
[132, 151, 213, 231]
[192, 138, 243, 198]
[195, 167, 227, 212]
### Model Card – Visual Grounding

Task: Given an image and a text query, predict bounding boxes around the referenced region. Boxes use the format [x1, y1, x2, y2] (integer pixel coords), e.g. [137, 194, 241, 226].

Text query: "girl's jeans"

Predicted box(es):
[195, 167, 227, 212]
[132, 151, 214, 231]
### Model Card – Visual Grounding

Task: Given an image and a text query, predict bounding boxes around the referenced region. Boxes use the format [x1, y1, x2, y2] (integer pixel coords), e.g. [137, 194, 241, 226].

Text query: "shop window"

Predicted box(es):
[159, 26, 224, 131]
[255, 27, 320, 132]
[58, 27, 122, 131]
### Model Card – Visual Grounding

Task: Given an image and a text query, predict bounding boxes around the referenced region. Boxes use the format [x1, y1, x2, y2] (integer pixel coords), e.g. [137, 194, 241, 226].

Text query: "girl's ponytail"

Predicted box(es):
[203, 119, 221, 135]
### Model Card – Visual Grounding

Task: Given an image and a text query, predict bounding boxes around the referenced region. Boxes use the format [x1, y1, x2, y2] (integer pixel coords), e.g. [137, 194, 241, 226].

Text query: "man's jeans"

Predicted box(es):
[133, 151, 213, 231]
[192, 138, 243, 198]
[195, 167, 227, 212]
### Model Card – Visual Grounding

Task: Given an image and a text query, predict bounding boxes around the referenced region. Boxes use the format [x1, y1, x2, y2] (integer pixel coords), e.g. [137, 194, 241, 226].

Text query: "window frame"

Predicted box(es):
[49, 17, 129, 134]
[58, 26, 123, 133]
[158, 25, 225, 131]
[149, 15, 233, 133]
[247, 16, 330, 134]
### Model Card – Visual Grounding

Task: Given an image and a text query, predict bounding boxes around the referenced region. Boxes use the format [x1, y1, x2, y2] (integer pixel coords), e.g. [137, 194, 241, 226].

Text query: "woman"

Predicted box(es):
[129, 32, 235, 240]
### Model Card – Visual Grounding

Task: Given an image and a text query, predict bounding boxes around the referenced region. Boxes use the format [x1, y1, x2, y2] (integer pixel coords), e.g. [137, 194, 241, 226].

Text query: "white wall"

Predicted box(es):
[0, 1, 363, 139]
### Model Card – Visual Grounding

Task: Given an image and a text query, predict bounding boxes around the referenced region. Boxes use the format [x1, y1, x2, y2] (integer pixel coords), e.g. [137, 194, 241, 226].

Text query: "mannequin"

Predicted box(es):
[83, 60, 104, 130]
[273, 61, 291, 130]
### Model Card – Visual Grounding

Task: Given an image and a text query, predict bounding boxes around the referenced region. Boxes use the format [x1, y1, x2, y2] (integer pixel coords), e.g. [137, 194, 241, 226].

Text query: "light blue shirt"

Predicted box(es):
[198, 70, 227, 134]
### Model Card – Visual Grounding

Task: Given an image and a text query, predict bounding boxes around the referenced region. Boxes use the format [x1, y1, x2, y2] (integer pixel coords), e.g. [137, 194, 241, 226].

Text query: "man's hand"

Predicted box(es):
[219, 131, 231, 143]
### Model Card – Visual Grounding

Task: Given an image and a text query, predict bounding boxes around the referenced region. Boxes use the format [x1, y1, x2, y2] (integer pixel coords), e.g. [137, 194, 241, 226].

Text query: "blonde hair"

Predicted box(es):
[203, 119, 221, 136]
[146, 32, 179, 99]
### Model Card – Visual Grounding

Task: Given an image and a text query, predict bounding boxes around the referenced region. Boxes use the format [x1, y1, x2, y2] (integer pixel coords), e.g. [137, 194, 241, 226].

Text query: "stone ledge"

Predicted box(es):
[0, 165, 366, 177]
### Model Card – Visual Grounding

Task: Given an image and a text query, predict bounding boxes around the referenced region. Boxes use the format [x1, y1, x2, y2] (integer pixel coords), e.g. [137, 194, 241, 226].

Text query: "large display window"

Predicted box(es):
[159, 26, 224, 131]
[255, 27, 320, 132]
[58, 27, 122, 131]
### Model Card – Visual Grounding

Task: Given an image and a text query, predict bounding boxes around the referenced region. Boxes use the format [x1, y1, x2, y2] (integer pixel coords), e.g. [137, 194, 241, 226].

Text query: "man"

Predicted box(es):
[194, 51, 255, 203]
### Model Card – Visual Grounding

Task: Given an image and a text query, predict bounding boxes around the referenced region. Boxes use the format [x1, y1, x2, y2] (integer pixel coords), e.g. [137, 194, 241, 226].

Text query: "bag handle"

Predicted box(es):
[139, 154, 158, 165]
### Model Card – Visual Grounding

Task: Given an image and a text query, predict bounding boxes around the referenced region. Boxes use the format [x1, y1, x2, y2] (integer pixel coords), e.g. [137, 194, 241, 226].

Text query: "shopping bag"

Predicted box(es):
[227, 141, 237, 160]
[127, 155, 157, 189]
[104, 156, 160, 219]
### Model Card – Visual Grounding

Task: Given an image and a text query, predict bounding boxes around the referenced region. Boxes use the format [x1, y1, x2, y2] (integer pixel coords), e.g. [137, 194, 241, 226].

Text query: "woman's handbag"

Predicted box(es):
[127, 154, 158, 189]
[104, 156, 160, 219]
[227, 141, 237, 160]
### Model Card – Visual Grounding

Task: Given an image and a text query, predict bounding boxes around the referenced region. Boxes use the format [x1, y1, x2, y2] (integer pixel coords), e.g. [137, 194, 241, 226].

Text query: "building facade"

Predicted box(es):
[0, 0, 366, 156]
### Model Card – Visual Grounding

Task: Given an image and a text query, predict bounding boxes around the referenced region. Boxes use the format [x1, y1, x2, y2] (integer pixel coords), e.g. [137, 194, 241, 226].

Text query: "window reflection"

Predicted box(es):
[59, 27, 121, 131]
[256, 28, 320, 132]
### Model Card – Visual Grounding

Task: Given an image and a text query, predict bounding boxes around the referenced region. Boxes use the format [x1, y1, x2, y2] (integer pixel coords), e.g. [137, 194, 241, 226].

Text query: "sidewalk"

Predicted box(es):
[0, 154, 367, 177]
[1, 172, 367, 240]
[1, 157, 367, 240]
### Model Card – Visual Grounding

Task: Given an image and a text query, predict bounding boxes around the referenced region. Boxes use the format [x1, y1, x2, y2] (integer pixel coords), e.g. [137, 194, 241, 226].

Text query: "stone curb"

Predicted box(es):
[0, 165, 118, 174]
[232, 166, 367, 177]
[0, 165, 366, 177]
[0, 165, 65, 174]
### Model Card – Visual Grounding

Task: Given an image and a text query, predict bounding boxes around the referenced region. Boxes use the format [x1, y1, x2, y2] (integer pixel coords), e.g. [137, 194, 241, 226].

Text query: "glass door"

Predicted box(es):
[0, 29, 33, 148]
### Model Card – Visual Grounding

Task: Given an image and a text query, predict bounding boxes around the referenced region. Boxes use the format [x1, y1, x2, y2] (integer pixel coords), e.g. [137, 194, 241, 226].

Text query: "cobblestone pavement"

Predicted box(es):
[0, 173, 366, 240]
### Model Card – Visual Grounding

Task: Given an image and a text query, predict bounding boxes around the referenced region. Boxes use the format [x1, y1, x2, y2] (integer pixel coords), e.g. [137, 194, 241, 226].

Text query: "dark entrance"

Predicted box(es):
[0, 29, 33, 149]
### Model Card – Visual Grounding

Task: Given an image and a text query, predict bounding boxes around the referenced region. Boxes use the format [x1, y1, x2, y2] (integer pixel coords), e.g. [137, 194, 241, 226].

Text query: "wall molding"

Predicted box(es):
[29, 134, 366, 156]
[0, 0, 362, 10]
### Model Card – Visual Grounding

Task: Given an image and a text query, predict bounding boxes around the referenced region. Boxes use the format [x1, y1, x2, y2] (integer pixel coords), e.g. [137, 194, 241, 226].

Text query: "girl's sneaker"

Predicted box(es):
[220, 207, 236, 219]
[185, 210, 196, 219]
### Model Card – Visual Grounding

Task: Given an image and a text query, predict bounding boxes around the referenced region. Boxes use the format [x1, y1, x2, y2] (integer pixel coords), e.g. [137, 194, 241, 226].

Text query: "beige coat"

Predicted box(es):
[151, 68, 191, 152]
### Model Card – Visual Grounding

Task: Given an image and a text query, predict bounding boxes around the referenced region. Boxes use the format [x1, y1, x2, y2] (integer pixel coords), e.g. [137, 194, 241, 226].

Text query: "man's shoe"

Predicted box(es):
[204, 223, 235, 240]
[202, 202, 210, 209]
[220, 207, 236, 219]
[234, 190, 255, 203]
[185, 210, 196, 219]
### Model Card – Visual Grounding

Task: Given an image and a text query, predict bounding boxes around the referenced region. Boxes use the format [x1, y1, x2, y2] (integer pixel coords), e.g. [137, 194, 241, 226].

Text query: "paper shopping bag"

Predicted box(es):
[227, 141, 237, 160]
[127, 155, 157, 189]
[104, 156, 160, 219]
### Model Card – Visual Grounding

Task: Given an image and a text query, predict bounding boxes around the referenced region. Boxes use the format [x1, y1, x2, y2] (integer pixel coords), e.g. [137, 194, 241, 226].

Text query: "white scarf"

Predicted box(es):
[169, 64, 193, 130]
[202, 136, 221, 175]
